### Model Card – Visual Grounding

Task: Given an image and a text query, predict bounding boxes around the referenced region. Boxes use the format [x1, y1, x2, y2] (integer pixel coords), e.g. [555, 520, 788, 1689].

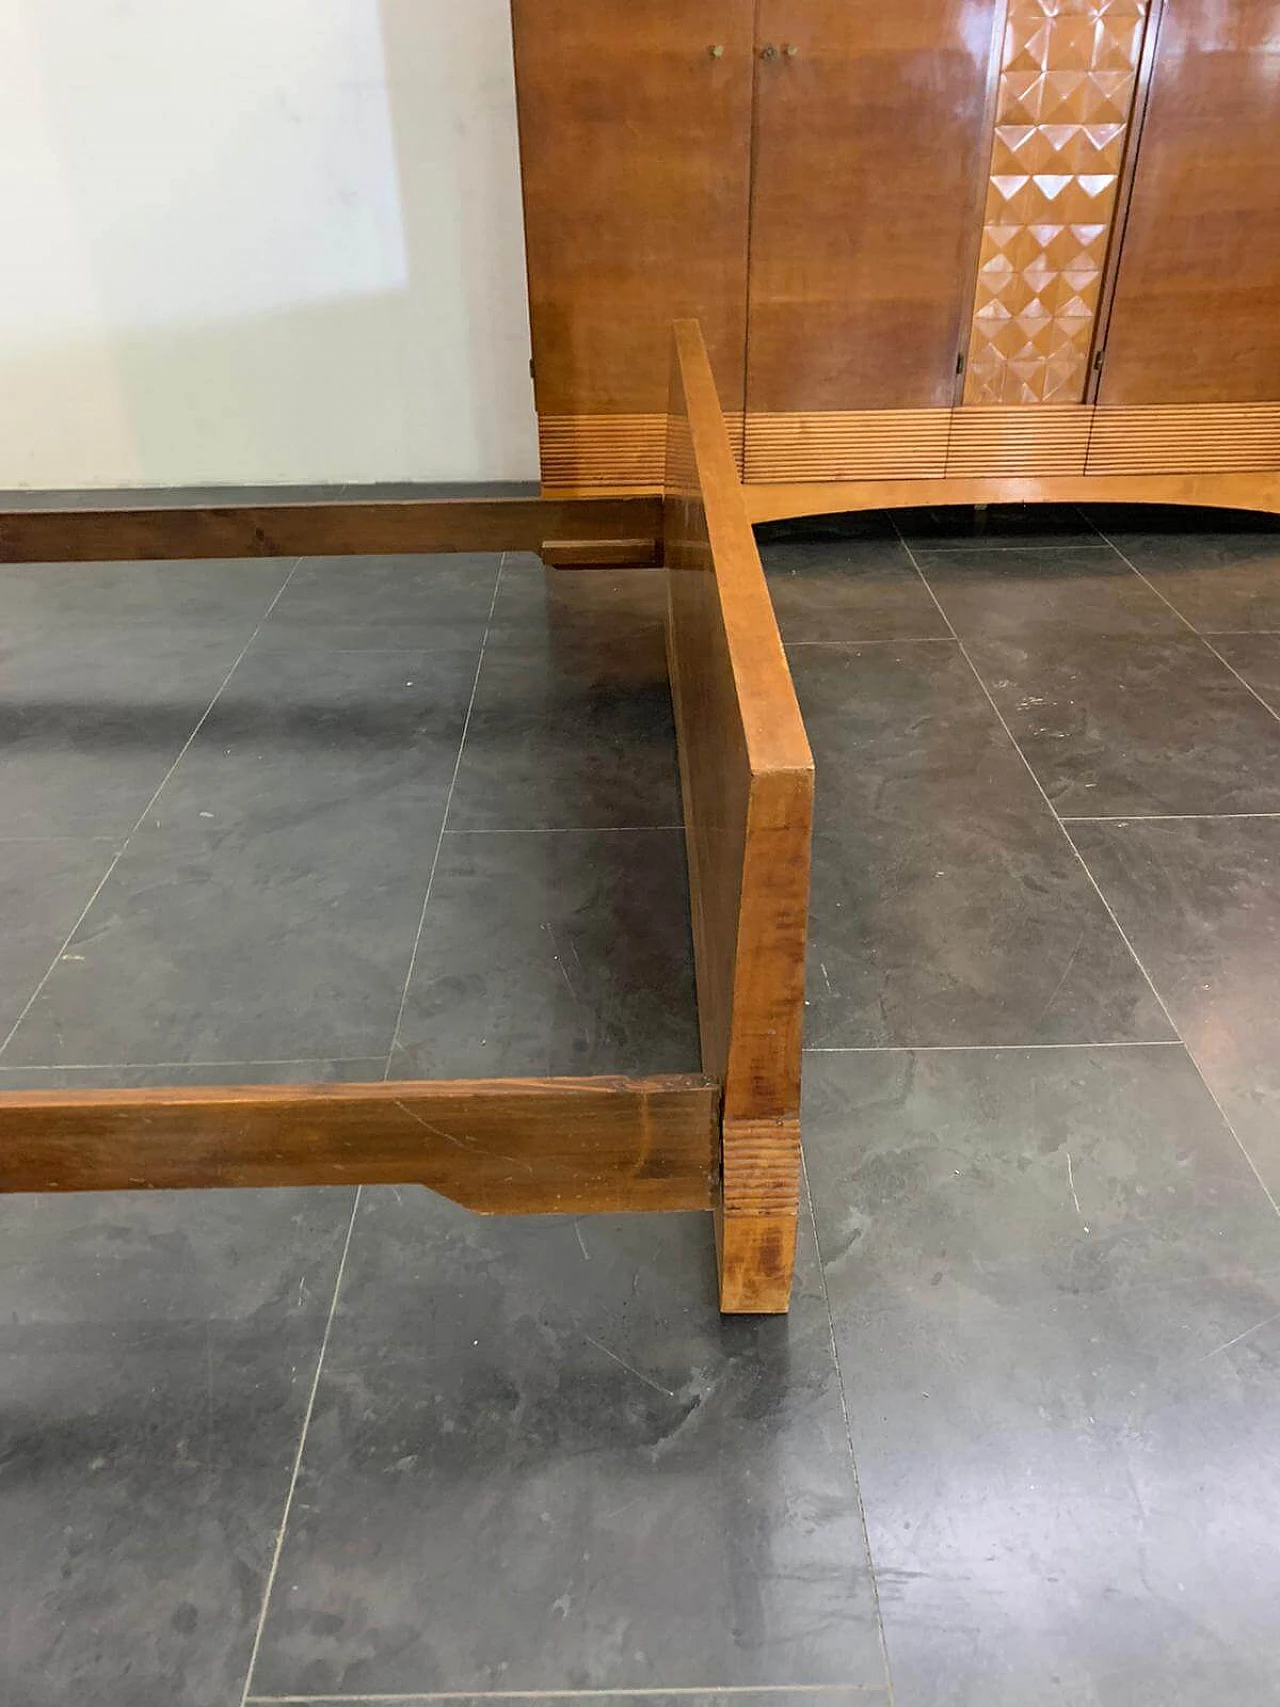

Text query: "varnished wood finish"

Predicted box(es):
[963, 0, 1153, 405]
[745, 470, 1280, 525]
[1087, 405, 1280, 474]
[538, 415, 669, 494]
[665, 321, 814, 1313]
[745, 400, 1280, 483]
[539, 539, 660, 570]
[746, 0, 1002, 415]
[744, 411, 951, 483]
[947, 405, 1095, 476]
[510, 1, 754, 460]
[0, 1076, 719, 1212]
[1098, 0, 1280, 404]
[0, 496, 662, 564]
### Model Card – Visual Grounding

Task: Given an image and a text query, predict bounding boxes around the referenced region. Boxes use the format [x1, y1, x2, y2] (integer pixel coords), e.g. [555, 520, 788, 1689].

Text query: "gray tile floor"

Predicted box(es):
[2, 507, 1279, 1706]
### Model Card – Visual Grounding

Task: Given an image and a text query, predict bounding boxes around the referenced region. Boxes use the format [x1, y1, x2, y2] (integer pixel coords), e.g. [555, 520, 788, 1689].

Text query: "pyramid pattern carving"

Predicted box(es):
[964, 0, 1150, 406]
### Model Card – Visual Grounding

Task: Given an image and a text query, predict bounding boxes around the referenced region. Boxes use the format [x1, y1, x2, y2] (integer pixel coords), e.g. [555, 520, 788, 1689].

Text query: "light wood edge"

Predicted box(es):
[745, 471, 1280, 525]
[0, 1074, 720, 1214]
[672, 322, 813, 784]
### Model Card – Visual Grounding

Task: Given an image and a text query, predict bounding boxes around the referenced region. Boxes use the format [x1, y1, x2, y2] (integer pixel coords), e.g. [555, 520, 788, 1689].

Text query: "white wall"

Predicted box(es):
[0, 0, 539, 489]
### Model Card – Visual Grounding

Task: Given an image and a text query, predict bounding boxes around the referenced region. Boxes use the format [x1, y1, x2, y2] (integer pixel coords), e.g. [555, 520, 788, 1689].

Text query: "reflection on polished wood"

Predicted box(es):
[1099, 0, 1280, 404]
[510, 1, 753, 432]
[744, 470, 1280, 526]
[746, 0, 1001, 415]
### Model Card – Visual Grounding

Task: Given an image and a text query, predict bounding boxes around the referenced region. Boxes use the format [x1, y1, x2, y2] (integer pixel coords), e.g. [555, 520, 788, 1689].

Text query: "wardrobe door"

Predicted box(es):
[510, 2, 755, 492]
[1098, 0, 1280, 405]
[745, 0, 1002, 435]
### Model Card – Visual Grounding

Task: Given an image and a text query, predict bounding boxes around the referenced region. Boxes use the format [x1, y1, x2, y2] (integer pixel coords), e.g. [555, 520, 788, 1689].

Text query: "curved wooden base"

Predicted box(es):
[745, 471, 1280, 526]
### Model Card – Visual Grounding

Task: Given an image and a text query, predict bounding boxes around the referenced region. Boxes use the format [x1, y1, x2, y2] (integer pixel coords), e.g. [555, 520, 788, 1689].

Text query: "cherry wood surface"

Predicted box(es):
[510, 0, 754, 422]
[0, 1076, 719, 1213]
[0, 495, 662, 564]
[1099, 0, 1280, 404]
[745, 0, 1002, 416]
[666, 320, 814, 1313]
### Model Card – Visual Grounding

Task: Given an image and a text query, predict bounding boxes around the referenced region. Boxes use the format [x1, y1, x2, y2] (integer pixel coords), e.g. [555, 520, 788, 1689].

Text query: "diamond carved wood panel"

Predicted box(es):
[963, 0, 1151, 406]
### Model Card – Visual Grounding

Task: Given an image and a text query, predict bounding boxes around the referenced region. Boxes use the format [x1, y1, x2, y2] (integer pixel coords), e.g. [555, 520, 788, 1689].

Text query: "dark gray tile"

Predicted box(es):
[0, 1185, 355, 1707]
[447, 626, 682, 832]
[793, 643, 1171, 1046]
[0, 629, 264, 837]
[1213, 632, 1280, 715]
[487, 557, 669, 645]
[143, 643, 481, 834]
[1071, 816, 1280, 1199]
[390, 830, 699, 1079]
[0, 483, 345, 508]
[251, 1191, 886, 1697]
[253, 552, 502, 650]
[805, 1046, 1280, 1707]
[897, 502, 1095, 549]
[0, 1059, 385, 1088]
[0, 839, 117, 1041]
[757, 517, 949, 644]
[0, 556, 289, 638]
[3, 649, 479, 1066]
[968, 633, 1280, 818]
[1090, 511, 1280, 633]
[342, 479, 541, 501]
[914, 543, 1180, 640]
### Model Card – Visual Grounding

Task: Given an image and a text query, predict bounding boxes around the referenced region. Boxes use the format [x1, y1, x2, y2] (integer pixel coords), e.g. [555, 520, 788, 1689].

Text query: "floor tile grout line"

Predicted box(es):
[804, 1040, 1182, 1054]
[0, 556, 305, 1060]
[1090, 520, 1280, 731]
[246, 1691, 887, 1704]
[440, 825, 687, 836]
[382, 555, 506, 1080]
[239, 1187, 363, 1707]
[893, 516, 1280, 1222]
[800, 1152, 896, 1707]
[784, 638, 954, 648]
[897, 540, 1111, 555]
[1061, 812, 1280, 823]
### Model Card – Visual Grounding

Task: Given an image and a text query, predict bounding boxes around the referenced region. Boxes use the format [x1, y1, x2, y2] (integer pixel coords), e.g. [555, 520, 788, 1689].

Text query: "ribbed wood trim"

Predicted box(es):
[947, 405, 1094, 477]
[1087, 405, 1280, 475]
[539, 403, 1280, 493]
[540, 413, 745, 494]
[538, 414, 668, 492]
[744, 410, 950, 483]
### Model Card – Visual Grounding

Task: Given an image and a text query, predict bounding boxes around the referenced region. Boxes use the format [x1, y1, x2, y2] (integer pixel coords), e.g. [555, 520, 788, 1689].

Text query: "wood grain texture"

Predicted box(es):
[0, 1075, 718, 1212]
[744, 411, 951, 483]
[1098, 0, 1280, 404]
[666, 321, 814, 1313]
[1087, 404, 1280, 473]
[744, 469, 1280, 524]
[0, 497, 663, 564]
[537, 415, 668, 494]
[947, 404, 1095, 476]
[746, 0, 1002, 413]
[510, 1, 753, 435]
[963, 0, 1152, 405]
[539, 539, 661, 569]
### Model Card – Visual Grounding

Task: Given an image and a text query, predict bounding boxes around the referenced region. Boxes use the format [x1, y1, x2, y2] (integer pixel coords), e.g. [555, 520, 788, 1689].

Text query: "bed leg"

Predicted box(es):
[716, 1115, 801, 1314]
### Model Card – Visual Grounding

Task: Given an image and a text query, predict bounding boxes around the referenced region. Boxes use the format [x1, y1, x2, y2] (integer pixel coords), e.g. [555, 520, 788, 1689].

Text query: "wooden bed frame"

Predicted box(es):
[0, 322, 813, 1315]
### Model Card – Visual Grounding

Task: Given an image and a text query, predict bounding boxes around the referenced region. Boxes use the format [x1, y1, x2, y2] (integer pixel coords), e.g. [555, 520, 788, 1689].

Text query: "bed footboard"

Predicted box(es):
[665, 321, 815, 1314]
